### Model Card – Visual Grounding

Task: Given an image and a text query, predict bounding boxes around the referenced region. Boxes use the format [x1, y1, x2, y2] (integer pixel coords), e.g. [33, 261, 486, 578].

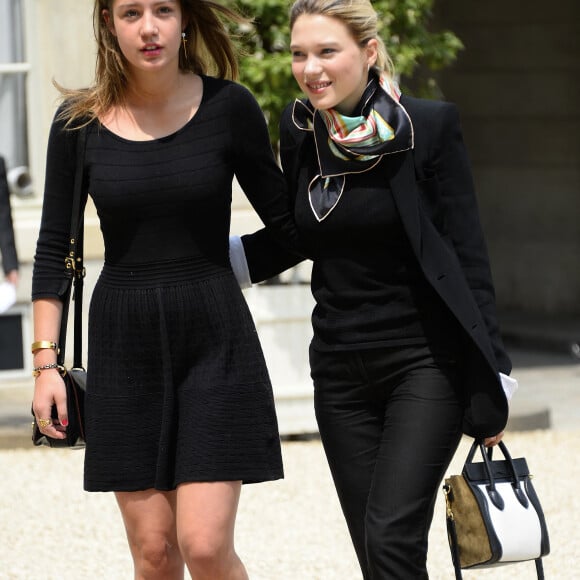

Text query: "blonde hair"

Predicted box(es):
[57, 0, 249, 127]
[289, 0, 394, 77]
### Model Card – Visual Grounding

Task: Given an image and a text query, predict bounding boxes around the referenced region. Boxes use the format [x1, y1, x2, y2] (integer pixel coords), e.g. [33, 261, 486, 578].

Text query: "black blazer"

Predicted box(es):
[0, 157, 19, 275]
[242, 96, 510, 438]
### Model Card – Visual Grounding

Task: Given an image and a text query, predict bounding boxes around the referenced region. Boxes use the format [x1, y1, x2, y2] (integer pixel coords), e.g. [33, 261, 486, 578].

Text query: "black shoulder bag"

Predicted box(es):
[32, 126, 87, 448]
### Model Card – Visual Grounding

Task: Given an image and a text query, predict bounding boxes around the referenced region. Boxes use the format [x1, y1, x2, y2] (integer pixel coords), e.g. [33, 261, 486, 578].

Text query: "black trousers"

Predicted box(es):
[310, 343, 464, 579]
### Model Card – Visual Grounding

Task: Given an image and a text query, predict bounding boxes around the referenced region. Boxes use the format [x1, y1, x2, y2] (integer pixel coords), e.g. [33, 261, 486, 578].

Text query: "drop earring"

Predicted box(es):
[181, 31, 189, 64]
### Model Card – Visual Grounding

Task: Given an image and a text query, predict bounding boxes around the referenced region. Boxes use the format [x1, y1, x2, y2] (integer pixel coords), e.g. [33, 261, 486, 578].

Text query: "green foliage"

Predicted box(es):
[226, 0, 463, 153]
[229, 0, 301, 152]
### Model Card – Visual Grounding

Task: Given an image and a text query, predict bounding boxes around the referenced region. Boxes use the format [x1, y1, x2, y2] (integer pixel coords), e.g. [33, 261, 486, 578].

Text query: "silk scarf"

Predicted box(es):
[292, 72, 414, 221]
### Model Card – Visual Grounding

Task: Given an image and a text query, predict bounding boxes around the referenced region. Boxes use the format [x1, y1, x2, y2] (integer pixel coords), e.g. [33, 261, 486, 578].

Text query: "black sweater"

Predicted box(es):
[32, 76, 297, 299]
[292, 153, 459, 351]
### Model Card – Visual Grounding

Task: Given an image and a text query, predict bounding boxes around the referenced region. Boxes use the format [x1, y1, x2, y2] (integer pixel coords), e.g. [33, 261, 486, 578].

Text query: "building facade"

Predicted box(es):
[435, 0, 580, 315]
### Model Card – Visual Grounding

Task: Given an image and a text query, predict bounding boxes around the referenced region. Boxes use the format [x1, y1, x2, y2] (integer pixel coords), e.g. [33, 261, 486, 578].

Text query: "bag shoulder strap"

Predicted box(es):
[58, 125, 87, 370]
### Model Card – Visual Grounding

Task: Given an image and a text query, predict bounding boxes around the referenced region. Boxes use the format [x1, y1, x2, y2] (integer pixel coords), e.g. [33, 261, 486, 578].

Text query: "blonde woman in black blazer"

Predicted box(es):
[231, 0, 517, 577]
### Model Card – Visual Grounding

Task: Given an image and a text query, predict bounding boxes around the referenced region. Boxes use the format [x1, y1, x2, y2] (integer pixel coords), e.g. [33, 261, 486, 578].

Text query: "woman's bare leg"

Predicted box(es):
[176, 481, 248, 580]
[115, 489, 184, 580]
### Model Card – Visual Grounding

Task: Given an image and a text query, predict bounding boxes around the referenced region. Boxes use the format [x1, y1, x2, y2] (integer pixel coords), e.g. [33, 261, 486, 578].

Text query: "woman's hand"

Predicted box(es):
[483, 431, 504, 447]
[33, 369, 68, 440]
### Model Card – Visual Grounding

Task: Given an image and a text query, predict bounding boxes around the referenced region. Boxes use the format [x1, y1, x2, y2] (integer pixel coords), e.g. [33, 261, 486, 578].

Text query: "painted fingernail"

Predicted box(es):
[61, 418, 69, 427]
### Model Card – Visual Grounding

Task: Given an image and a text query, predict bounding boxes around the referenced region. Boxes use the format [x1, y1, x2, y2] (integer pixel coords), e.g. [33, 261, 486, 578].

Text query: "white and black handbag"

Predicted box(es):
[443, 440, 550, 579]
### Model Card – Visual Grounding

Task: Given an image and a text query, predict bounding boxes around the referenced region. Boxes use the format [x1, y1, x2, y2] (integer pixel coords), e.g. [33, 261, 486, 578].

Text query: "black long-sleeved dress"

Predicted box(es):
[32, 76, 296, 491]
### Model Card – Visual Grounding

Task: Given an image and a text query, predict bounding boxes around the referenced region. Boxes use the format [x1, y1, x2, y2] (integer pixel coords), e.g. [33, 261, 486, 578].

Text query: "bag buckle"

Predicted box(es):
[443, 484, 454, 520]
[65, 254, 86, 279]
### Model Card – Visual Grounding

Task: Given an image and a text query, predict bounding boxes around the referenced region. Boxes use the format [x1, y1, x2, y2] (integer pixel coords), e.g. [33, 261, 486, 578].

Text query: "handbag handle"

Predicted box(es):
[487, 441, 529, 508]
[465, 440, 529, 510]
[57, 126, 87, 371]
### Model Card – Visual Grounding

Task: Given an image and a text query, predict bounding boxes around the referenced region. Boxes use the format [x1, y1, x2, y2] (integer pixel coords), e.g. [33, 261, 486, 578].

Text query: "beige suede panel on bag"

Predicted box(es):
[445, 475, 493, 567]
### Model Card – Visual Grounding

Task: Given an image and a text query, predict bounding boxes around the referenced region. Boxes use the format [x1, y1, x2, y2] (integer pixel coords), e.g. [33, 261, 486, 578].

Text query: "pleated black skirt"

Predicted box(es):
[83, 257, 283, 491]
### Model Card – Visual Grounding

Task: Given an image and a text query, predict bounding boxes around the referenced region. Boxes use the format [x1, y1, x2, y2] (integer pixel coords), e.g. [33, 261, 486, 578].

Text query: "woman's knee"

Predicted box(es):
[179, 529, 231, 569]
[131, 531, 183, 577]
[115, 490, 182, 576]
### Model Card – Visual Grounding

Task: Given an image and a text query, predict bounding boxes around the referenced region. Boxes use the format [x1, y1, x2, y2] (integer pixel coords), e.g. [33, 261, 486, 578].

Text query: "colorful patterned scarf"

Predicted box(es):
[292, 71, 414, 221]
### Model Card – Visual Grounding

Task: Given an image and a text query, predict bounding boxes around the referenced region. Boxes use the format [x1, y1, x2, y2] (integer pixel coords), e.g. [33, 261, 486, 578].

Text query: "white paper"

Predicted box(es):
[0, 281, 17, 314]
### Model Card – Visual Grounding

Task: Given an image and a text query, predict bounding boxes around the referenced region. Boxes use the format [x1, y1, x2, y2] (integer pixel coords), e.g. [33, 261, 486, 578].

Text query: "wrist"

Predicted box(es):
[33, 363, 65, 378]
[33, 353, 58, 366]
[31, 340, 59, 354]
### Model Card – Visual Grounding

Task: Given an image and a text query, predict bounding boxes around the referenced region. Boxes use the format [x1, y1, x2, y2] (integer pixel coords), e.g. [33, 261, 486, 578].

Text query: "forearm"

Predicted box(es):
[229, 232, 305, 287]
[32, 297, 68, 441]
[242, 230, 305, 284]
[32, 298, 63, 367]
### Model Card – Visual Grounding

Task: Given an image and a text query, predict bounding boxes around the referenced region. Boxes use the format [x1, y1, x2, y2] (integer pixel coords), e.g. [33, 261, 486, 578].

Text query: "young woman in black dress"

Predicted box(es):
[31, 1, 299, 578]
[231, 0, 518, 577]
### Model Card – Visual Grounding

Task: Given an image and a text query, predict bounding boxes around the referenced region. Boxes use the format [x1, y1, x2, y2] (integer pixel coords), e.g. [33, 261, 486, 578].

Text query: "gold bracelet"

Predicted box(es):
[32, 363, 65, 378]
[31, 340, 58, 354]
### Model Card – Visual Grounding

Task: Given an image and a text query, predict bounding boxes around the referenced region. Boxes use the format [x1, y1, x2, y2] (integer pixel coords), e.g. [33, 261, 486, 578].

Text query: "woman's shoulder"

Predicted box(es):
[201, 76, 266, 128]
[202, 75, 257, 105]
[48, 100, 93, 145]
[401, 95, 462, 154]
[401, 95, 458, 125]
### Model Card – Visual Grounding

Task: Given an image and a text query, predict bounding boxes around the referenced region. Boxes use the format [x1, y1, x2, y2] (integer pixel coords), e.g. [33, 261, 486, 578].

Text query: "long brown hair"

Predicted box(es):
[57, 0, 249, 127]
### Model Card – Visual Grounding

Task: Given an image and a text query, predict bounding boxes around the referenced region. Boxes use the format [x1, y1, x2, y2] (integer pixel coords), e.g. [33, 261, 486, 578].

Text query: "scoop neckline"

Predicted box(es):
[98, 75, 207, 144]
